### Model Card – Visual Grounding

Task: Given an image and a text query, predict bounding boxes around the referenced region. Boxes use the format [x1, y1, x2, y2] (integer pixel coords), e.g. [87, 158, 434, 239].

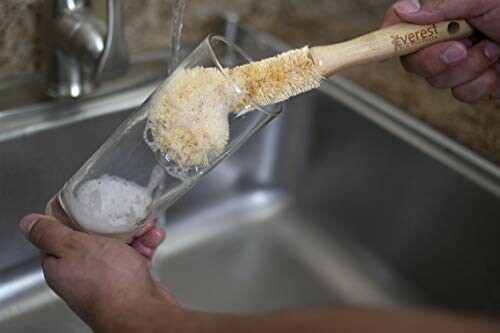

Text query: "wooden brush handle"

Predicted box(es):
[310, 20, 474, 77]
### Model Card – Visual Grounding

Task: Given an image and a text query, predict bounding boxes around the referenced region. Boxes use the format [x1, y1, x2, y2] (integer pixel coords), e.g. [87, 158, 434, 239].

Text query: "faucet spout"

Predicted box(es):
[96, 0, 129, 81]
[44, 0, 129, 98]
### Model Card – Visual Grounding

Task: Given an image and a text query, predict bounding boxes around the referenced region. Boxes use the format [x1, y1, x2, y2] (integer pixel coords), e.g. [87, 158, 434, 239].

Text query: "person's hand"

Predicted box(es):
[20, 217, 500, 333]
[381, 0, 500, 103]
[19, 214, 177, 332]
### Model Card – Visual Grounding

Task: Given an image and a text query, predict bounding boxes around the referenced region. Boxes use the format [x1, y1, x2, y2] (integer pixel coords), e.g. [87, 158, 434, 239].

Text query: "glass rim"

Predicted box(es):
[206, 34, 282, 117]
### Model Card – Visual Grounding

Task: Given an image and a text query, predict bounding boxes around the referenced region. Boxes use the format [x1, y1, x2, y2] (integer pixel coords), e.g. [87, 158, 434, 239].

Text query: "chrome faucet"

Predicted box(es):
[43, 0, 129, 98]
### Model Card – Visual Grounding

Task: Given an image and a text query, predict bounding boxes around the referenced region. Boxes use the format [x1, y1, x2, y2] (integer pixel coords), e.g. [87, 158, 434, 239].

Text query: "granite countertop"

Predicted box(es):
[1, 0, 500, 164]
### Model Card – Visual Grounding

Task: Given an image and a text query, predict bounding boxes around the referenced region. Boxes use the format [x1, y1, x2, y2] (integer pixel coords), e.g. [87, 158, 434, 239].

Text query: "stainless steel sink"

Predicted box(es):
[2, 22, 500, 332]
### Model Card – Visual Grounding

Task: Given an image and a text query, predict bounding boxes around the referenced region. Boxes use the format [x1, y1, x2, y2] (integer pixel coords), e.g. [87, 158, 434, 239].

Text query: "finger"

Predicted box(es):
[131, 227, 166, 260]
[495, 61, 500, 74]
[132, 241, 154, 260]
[452, 68, 499, 103]
[392, 0, 498, 24]
[381, 1, 404, 28]
[427, 40, 500, 89]
[137, 227, 166, 248]
[401, 41, 467, 77]
[128, 221, 156, 243]
[460, 38, 475, 49]
[20, 214, 76, 257]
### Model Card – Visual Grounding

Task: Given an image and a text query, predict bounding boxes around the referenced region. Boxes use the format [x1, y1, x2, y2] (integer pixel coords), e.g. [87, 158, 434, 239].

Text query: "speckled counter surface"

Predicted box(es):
[1, 0, 499, 164]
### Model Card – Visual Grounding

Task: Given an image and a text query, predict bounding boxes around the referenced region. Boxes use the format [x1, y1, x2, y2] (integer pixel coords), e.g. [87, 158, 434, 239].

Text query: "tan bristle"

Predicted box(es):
[230, 47, 323, 107]
[148, 47, 323, 168]
[148, 67, 232, 168]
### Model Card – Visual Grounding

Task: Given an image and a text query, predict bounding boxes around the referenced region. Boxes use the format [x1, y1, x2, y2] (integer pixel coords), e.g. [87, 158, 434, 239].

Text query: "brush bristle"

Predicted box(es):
[148, 67, 232, 168]
[148, 47, 323, 168]
[230, 47, 323, 107]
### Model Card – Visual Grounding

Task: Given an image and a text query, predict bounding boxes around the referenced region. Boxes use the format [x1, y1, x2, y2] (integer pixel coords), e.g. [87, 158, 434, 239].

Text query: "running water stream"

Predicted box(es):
[168, 0, 188, 74]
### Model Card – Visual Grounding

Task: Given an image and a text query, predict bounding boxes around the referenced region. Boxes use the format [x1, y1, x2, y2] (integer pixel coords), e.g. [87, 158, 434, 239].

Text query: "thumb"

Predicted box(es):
[20, 214, 77, 257]
[392, 0, 497, 23]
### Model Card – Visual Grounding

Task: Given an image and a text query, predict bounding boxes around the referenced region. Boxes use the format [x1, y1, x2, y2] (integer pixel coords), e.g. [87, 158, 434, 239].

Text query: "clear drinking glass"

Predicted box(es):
[46, 35, 281, 240]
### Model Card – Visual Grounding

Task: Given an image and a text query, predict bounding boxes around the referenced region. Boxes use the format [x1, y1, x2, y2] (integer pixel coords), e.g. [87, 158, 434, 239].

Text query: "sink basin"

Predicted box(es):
[0, 91, 426, 333]
[2, 21, 500, 332]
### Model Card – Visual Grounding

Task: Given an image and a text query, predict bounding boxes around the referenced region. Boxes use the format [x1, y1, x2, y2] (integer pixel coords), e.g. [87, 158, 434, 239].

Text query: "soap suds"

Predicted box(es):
[65, 175, 152, 235]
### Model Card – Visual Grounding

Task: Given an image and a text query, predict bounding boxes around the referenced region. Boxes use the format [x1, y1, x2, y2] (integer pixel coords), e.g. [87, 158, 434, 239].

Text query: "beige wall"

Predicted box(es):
[1, 0, 500, 165]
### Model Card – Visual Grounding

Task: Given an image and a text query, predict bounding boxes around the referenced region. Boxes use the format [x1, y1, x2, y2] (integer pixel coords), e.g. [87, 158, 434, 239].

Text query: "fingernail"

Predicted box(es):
[441, 45, 467, 65]
[484, 42, 500, 60]
[394, 0, 421, 14]
[20, 215, 39, 237]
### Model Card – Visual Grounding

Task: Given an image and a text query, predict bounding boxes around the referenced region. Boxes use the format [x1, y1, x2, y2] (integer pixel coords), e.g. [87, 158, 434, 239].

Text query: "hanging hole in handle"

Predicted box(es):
[447, 22, 460, 34]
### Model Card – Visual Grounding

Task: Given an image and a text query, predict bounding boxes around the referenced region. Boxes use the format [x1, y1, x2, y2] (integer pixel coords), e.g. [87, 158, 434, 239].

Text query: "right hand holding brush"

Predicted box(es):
[382, 0, 500, 103]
